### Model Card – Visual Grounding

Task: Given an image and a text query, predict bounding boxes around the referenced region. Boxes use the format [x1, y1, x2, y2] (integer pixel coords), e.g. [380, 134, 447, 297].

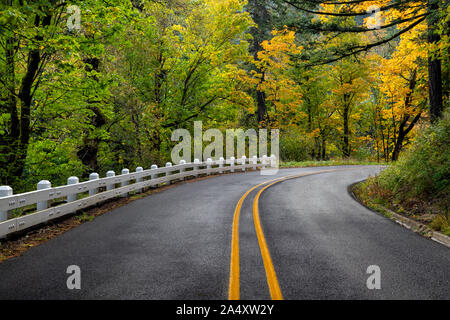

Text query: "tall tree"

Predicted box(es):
[246, 0, 273, 124]
[282, 0, 447, 122]
[0, 1, 60, 186]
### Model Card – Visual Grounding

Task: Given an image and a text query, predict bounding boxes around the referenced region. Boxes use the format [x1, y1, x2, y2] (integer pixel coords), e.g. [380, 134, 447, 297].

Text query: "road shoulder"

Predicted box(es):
[350, 181, 450, 248]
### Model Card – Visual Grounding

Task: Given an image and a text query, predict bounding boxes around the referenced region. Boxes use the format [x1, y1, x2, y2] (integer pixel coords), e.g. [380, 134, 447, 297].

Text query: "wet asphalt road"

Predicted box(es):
[0, 166, 448, 300]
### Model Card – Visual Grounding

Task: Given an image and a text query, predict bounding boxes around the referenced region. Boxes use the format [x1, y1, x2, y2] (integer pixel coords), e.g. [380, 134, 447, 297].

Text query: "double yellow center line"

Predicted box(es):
[228, 169, 341, 300]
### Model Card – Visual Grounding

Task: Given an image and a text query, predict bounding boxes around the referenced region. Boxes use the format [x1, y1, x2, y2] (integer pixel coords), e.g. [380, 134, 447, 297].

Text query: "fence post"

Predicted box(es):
[0, 186, 13, 222]
[136, 167, 144, 193]
[219, 157, 224, 174]
[106, 171, 115, 191]
[89, 173, 99, 196]
[270, 154, 277, 168]
[121, 169, 130, 186]
[207, 158, 212, 175]
[165, 162, 172, 184]
[230, 157, 235, 173]
[194, 159, 200, 178]
[37, 180, 51, 211]
[241, 156, 247, 172]
[252, 155, 258, 170]
[262, 155, 267, 169]
[151, 165, 158, 188]
[121, 169, 129, 197]
[67, 177, 79, 202]
[179, 160, 186, 181]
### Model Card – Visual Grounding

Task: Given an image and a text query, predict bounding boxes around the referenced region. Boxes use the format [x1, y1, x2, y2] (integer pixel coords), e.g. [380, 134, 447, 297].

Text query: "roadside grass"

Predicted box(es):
[280, 159, 381, 168]
[353, 180, 393, 219]
[75, 211, 96, 223]
[353, 179, 449, 236]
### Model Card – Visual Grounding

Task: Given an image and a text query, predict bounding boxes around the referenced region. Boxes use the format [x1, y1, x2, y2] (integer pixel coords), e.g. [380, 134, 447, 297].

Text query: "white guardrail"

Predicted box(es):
[0, 155, 276, 238]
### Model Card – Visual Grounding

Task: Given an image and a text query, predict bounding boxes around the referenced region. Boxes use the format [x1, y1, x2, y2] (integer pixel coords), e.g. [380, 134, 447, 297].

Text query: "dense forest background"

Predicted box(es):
[1, 0, 448, 193]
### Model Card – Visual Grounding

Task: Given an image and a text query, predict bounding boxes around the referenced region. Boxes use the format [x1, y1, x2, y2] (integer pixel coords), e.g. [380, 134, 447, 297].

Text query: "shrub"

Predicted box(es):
[375, 109, 449, 213]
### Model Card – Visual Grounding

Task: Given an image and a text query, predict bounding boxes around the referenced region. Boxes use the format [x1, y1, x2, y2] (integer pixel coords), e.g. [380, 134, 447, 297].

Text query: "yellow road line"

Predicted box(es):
[228, 175, 296, 300]
[229, 169, 344, 300]
[251, 169, 344, 300]
[253, 180, 286, 300]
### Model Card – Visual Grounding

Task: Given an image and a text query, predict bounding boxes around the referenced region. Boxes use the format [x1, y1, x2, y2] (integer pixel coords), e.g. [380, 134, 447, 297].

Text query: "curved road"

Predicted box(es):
[0, 166, 448, 300]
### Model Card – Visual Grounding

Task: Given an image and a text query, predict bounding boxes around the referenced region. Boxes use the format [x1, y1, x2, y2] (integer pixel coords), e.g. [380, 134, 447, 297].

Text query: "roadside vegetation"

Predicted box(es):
[354, 109, 450, 236]
[281, 160, 381, 168]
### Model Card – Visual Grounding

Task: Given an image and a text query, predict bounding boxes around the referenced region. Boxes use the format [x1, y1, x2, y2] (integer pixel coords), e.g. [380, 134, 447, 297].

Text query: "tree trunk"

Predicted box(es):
[0, 30, 19, 185]
[256, 76, 267, 123]
[247, 0, 271, 125]
[392, 112, 422, 161]
[77, 58, 106, 175]
[131, 112, 143, 163]
[427, 0, 443, 123]
[391, 127, 405, 162]
[1, 8, 52, 186]
[321, 135, 327, 160]
[342, 102, 350, 158]
[392, 69, 420, 161]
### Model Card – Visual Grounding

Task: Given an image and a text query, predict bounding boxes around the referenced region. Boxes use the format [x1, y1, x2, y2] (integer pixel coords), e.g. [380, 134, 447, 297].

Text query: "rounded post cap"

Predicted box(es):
[165, 162, 172, 167]
[37, 180, 51, 189]
[122, 169, 130, 174]
[89, 172, 99, 180]
[67, 176, 79, 184]
[151, 164, 158, 169]
[194, 159, 200, 163]
[136, 167, 144, 172]
[180, 160, 186, 164]
[106, 170, 115, 177]
[0, 186, 13, 197]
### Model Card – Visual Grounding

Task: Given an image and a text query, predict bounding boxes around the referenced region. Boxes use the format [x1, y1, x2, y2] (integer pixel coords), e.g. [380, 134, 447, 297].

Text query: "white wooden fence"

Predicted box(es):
[0, 155, 276, 238]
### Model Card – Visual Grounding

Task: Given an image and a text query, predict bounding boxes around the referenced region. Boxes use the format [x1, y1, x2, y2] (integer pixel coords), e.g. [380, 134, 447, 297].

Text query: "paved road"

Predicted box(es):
[0, 166, 448, 299]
